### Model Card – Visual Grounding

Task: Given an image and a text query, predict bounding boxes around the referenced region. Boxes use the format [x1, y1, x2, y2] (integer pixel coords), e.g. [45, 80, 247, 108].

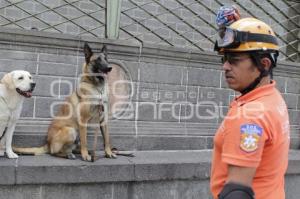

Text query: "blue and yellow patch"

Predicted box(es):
[240, 124, 262, 152]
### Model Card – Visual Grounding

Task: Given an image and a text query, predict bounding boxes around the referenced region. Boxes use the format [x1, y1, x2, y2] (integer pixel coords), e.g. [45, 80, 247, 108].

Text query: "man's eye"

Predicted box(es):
[229, 58, 241, 64]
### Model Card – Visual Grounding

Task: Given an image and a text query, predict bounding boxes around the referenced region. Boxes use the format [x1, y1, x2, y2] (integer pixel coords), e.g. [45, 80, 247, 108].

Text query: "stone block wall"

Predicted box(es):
[0, 28, 299, 150]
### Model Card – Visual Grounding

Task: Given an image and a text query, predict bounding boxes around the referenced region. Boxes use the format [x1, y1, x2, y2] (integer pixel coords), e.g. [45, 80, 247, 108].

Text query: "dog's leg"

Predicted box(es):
[0, 126, 6, 156]
[5, 104, 23, 159]
[49, 127, 78, 160]
[79, 124, 91, 161]
[78, 102, 92, 161]
[100, 124, 115, 158]
[5, 122, 18, 159]
[0, 137, 5, 156]
[91, 126, 99, 162]
[53, 152, 75, 159]
[100, 94, 115, 158]
[62, 143, 77, 159]
[54, 147, 76, 160]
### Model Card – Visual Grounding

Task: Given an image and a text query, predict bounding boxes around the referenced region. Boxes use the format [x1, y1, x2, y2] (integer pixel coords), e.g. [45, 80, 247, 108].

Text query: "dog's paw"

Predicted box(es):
[80, 149, 91, 161]
[81, 153, 91, 161]
[67, 153, 76, 160]
[6, 152, 19, 159]
[0, 150, 4, 156]
[105, 149, 117, 158]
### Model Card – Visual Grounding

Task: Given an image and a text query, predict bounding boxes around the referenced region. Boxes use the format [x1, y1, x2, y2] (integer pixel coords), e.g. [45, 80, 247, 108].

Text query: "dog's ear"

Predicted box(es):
[83, 42, 93, 64]
[101, 45, 107, 57]
[1, 72, 14, 90]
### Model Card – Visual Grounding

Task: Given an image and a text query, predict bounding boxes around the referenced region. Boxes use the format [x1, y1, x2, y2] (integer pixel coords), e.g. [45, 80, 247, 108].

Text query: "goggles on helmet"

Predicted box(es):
[214, 28, 278, 51]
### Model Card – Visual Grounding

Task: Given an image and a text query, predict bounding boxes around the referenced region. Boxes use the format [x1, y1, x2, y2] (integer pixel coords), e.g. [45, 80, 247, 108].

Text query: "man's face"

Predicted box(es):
[222, 52, 260, 92]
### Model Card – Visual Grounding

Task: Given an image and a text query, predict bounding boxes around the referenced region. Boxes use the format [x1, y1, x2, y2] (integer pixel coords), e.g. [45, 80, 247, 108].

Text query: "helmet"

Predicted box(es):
[216, 5, 240, 28]
[214, 18, 279, 53]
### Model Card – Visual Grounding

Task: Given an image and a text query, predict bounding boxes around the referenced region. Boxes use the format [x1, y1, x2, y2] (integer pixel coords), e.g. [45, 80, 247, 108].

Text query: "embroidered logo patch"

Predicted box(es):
[240, 124, 262, 152]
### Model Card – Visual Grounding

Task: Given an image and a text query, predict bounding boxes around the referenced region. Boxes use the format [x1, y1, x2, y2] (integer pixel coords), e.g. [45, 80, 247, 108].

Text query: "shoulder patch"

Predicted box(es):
[240, 124, 262, 152]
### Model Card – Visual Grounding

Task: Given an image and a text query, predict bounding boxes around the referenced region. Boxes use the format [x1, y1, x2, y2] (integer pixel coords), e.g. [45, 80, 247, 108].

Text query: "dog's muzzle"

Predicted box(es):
[16, 82, 36, 98]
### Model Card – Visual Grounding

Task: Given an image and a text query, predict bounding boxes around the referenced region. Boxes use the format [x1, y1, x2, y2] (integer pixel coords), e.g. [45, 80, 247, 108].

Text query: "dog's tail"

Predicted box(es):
[13, 144, 49, 155]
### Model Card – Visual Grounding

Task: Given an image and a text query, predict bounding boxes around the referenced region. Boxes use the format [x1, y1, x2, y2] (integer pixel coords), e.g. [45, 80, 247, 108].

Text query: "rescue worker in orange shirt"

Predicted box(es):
[210, 17, 290, 199]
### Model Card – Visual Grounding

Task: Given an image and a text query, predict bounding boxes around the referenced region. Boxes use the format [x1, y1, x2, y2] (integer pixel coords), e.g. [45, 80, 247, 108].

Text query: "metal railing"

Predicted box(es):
[0, 0, 106, 37]
[119, 0, 300, 62]
[0, 0, 299, 62]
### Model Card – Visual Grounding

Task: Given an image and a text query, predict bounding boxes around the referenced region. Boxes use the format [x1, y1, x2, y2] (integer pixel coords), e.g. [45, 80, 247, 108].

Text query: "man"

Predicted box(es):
[210, 17, 290, 199]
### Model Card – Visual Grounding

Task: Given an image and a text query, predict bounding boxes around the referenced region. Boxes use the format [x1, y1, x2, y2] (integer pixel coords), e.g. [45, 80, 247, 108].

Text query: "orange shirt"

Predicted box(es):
[210, 81, 290, 199]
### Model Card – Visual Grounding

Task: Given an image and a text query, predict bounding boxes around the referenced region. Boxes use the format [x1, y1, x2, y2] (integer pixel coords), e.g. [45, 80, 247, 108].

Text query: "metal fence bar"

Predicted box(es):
[127, 0, 198, 47]
[283, 0, 300, 15]
[249, 0, 299, 61]
[39, 9, 103, 34]
[0, 13, 25, 29]
[59, 0, 106, 36]
[0, 0, 298, 62]
[35, 0, 101, 37]
[120, 1, 200, 43]
[121, 9, 174, 46]
[230, 0, 293, 59]
[90, 0, 145, 44]
[154, 0, 215, 43]
[128, 0, 205, 51]
[0, 0, 28, 9]
[3, 0, 63, 33]
[123, 0, 220, 48]
[3, 0, 69, 33]
[121, 1, 154, 13]
[267, 0, 300, 29]
[2, 0, 81, 29]
[251, 1, 299, 40]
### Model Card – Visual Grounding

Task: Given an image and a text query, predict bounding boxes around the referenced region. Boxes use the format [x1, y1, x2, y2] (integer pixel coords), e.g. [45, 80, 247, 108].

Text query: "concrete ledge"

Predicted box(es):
[1, 150, 300, 185]
[0, 150, 212, 185]
[0, 150, 299, 199]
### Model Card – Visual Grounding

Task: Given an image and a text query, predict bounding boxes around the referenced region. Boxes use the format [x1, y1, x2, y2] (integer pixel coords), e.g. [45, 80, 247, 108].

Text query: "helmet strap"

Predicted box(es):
[240, 53, 271, 95]
[240, 73, 265, 95]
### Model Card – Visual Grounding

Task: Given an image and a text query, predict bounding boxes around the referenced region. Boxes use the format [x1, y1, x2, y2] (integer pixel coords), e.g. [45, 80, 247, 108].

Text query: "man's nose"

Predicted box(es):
[222, 61, 231, 71]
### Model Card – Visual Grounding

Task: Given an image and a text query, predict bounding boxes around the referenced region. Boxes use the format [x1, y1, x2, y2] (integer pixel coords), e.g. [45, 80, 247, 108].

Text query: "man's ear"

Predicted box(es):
[1, 72, 14, 90]
[83, 42, 93, 64]
[260, 57, 272, 71]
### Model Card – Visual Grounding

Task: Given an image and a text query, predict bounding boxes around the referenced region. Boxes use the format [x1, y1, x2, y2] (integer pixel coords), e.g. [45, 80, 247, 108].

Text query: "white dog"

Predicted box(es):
[0, 70, 35, 158]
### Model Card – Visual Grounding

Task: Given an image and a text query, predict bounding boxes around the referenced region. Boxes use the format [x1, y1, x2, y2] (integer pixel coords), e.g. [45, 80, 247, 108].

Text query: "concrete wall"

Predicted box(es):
[0, 28, 299, 151]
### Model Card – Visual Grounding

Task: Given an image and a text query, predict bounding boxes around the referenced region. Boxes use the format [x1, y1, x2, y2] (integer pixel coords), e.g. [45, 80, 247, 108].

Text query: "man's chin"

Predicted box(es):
[227, 83, 240, 92]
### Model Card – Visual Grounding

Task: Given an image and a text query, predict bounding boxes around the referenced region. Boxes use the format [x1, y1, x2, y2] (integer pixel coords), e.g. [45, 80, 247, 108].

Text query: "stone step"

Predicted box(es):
[13, 119, 300, 150]
[13, 119, 216, 151]
[0, 150, 300, 199]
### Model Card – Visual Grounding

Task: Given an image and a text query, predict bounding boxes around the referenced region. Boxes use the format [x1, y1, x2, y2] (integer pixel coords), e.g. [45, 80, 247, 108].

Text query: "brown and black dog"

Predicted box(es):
[14, 43, 114, 161]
